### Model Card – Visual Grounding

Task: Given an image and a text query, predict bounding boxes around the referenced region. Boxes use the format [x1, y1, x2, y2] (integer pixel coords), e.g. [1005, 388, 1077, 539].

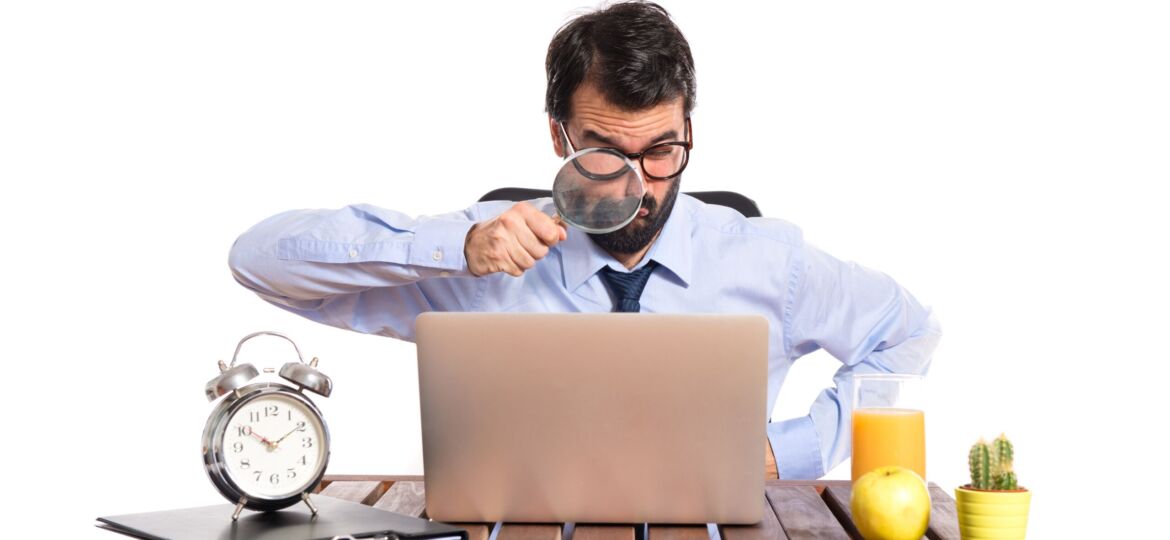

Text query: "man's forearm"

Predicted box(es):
[230, 204, 477, 304]
[228, 203, 485, 339]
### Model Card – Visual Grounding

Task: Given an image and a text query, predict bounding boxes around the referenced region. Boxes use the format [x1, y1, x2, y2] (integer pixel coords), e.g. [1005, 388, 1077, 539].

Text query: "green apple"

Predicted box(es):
[851, 466, 931, 540]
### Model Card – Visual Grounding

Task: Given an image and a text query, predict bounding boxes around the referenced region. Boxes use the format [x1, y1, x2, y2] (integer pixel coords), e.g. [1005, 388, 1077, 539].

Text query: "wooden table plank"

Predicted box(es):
[766, 485, 850, 540]
[318, 480, 385, 505]
[498, 523, 563, 540]
[574, 524, 638, 540]
[925, 485, 960, 540]
[720, 494, 789, 540]
[648, 525, 709, 540]
[374, 480, 426, 517]
[820, 484, 865, 540]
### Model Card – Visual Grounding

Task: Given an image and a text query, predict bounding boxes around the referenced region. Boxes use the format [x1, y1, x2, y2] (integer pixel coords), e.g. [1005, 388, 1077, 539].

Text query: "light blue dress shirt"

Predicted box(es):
[229, 194, 941, 479]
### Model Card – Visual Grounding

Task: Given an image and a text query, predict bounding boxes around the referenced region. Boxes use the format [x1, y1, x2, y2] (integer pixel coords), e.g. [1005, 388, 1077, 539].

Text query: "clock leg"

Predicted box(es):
[231, 497, 247, 521]
[302, 492, 319, 516]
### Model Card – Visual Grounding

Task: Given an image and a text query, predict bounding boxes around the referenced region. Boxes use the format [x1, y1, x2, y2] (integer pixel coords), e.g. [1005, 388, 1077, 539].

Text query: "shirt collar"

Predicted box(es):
[559, 193, 695, 292]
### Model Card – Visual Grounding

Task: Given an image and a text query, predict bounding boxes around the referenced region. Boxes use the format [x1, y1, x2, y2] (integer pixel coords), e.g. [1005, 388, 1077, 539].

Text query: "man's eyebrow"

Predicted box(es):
[650, 130, 679, 144]
[581, 129, 619, 146]
[581, 129, 680, 148]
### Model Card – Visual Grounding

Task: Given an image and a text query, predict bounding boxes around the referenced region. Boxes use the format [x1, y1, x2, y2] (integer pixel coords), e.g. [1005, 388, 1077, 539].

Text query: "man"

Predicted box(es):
[229, 1, 940, 480]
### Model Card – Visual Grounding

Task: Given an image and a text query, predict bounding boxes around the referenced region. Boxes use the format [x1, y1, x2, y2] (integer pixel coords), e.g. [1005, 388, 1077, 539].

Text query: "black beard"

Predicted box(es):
[588, 178, 680, 255]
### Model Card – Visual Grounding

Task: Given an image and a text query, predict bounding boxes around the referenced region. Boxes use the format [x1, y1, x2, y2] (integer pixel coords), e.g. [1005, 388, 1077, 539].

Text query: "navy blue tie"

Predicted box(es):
[599, 261, 658, 313]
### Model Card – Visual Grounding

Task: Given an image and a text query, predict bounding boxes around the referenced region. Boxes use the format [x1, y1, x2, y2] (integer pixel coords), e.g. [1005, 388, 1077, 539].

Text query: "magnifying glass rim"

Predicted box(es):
[553, 147, 646, 234]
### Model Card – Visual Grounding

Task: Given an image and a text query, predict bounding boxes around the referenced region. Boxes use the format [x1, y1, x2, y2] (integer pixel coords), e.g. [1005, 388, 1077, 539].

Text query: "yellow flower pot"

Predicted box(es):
[954, 486, 1031, 539]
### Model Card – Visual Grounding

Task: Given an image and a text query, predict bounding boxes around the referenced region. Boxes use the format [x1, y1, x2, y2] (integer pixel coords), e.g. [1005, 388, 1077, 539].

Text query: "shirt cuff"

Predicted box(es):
[408, 217, 475, 272]
[767, 416, 826, 480]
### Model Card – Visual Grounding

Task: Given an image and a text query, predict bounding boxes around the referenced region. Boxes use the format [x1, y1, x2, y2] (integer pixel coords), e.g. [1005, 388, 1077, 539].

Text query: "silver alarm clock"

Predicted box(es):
[202, 331, 333, 520]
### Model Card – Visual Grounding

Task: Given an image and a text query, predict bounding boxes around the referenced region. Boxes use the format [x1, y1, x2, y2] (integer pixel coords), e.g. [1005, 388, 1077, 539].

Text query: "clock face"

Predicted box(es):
[220, 392, 327, 499]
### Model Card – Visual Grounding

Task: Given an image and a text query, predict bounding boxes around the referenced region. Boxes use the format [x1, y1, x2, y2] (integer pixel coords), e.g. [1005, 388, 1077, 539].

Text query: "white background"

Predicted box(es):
[2, 1, 1167, 537]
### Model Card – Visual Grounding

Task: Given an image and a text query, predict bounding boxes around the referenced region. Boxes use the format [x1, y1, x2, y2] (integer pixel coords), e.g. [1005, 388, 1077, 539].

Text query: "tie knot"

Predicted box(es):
[599, 261, 658, 313]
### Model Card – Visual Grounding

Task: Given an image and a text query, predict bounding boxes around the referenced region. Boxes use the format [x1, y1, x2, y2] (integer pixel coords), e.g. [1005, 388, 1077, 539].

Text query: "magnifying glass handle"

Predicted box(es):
[547, 213, 571, 241]
[542, 208, 564, 226]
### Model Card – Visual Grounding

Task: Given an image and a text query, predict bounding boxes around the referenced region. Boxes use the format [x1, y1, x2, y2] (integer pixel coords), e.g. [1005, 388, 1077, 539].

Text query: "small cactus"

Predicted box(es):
[968, 433, 1020, 490]
[992, 435, 1013, 469]
[968, 440, 991, 489]
[996, 470, 1018, 491]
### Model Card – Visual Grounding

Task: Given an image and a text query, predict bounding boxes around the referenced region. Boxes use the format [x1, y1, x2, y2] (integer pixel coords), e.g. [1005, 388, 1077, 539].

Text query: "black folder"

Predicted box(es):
[96, 495, 470, 540]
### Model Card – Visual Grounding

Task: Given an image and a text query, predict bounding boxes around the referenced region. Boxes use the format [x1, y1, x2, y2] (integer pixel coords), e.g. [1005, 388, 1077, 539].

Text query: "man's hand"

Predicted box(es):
[766, 437, 779, 479]
[465, 202, 567, 277]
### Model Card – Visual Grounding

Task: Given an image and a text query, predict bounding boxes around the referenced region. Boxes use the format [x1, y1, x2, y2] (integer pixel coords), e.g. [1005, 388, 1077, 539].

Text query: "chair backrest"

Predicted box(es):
[479, 188, 761, 218]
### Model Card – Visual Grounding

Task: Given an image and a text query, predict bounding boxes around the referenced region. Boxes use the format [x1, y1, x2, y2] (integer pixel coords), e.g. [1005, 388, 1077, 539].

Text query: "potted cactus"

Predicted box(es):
[954, 434, 1031, 539]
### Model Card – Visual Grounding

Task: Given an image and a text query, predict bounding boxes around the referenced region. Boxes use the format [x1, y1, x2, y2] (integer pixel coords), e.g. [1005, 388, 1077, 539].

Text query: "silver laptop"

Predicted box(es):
[415, 312, 768, 524]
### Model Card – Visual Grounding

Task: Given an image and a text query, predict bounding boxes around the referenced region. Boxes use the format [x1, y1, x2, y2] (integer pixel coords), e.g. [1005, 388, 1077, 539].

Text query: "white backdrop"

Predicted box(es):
[2, 1, 1167, 537]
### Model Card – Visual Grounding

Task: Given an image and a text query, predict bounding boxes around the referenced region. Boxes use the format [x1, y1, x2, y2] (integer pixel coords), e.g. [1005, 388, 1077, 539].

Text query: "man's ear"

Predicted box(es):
[549, 115, 566, 158]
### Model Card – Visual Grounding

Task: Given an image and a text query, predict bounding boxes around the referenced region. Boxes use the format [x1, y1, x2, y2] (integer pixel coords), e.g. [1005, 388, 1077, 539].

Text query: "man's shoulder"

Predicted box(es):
[679, 194, 804, 248]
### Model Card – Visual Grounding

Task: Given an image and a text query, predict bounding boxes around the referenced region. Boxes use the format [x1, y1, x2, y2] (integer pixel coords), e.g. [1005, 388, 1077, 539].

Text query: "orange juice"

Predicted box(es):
[851, 407, 926, 481]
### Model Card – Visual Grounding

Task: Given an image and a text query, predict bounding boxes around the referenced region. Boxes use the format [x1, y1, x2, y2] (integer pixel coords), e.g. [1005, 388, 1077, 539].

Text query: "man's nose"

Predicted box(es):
[625, 171, 644, 198]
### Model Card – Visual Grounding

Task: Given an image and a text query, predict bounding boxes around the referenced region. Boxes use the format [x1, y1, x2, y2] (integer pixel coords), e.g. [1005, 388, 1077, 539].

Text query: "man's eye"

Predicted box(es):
[645, 150, 674, 160]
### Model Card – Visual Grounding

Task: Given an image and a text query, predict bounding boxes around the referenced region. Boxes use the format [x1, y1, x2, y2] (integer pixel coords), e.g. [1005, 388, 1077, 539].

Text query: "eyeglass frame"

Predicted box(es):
[558, 117, 693, 181]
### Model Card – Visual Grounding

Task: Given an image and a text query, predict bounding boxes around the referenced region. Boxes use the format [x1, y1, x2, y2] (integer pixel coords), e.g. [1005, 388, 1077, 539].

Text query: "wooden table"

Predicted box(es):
[313, 475, 960, 540]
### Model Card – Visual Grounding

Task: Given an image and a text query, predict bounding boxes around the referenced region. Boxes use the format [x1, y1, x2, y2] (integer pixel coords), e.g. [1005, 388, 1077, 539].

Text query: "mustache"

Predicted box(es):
[638, 193, 658, 216]
[580, 192, 658, 228]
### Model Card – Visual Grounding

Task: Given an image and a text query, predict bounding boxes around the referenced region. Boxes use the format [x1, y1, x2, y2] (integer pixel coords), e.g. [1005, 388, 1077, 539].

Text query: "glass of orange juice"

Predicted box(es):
[851, 373, 926, 481]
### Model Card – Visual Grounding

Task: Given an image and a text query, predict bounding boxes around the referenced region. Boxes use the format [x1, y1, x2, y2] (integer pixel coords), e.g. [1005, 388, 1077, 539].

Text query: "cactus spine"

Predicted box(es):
[968, 433, 1019, 490]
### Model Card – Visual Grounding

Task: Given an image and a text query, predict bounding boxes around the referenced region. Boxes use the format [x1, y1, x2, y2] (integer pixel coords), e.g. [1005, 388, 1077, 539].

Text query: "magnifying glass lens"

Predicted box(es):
[552, 148, 645, 234]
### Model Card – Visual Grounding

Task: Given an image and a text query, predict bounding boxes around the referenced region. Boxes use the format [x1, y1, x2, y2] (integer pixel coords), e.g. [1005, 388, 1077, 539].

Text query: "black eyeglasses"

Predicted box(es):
[559, 118, 693, 180]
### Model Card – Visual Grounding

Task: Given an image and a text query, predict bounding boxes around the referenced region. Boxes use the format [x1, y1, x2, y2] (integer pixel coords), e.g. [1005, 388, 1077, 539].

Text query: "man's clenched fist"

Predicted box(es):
[464, 202, 567, 277]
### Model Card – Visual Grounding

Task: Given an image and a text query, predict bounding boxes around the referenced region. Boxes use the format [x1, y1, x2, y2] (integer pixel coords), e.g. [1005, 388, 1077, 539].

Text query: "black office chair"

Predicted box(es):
[478, 188, 761, 218]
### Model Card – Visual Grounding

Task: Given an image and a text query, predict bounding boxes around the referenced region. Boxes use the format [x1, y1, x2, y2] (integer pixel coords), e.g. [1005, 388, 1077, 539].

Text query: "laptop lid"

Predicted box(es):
[416, 312, 768, 524]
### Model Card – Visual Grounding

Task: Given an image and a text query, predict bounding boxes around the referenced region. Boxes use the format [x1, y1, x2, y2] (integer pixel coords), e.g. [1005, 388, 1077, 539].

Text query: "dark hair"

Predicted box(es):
[545, 1, 696, 122]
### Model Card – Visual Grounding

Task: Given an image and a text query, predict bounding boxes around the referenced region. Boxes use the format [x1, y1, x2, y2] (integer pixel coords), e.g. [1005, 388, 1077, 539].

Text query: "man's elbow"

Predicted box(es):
[227, 233, 272, 297]
[227, 209, 313, 300]
[913, 310, 942, 374]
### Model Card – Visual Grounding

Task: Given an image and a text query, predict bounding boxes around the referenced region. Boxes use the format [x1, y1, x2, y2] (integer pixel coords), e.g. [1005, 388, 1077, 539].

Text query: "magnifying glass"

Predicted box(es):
[551, 147, 645, 234]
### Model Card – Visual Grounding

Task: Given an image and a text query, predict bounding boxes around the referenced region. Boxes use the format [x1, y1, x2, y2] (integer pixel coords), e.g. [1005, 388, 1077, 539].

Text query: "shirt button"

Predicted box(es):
[348, 249, 358, 258]
[439, 271, 451, 278]
[432, 250, 443, 261]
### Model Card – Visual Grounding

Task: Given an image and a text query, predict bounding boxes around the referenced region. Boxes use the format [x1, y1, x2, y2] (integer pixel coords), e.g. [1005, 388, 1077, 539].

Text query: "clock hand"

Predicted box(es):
[247, 429, 276, 450]
[273, 424, 303, 447]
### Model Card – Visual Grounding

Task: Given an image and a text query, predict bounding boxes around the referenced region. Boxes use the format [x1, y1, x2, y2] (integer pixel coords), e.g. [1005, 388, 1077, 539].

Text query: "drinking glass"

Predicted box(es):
[851, 373, 926, 481]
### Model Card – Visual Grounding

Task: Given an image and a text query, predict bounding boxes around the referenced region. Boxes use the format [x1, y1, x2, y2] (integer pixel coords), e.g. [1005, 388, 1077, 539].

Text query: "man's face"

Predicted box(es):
[551, 83, 686, 255]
